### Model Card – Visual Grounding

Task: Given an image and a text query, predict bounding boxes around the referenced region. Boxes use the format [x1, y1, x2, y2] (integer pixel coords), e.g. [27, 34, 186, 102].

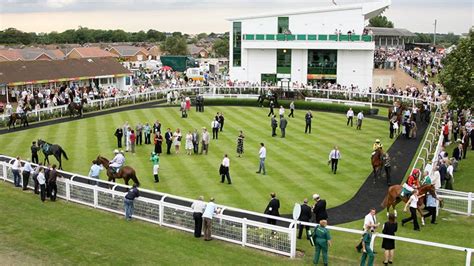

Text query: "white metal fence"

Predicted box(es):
[0, 155, 472, 264]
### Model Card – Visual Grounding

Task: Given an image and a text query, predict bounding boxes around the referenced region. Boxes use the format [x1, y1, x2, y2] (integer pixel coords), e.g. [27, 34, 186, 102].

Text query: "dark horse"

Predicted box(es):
[8, 113, 29, 130]
[257, 91, 279, 107]
[68, 92, 86, 118]
[37, 139, 69, 170]
[96, 155, 140, 186]
[371, 148, 385, 183]
[381, 184, 442, 225]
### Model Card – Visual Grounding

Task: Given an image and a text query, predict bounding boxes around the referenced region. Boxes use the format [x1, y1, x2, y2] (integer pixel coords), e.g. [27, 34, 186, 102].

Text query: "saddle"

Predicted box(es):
[42, 143, 50, 153]
[400, 188, 411, 198]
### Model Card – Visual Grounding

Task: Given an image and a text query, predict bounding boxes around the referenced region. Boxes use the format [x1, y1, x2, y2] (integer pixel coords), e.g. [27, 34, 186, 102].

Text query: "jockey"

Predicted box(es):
[109, 149, 125, 173]
[73, 95, 82, 104]
[16, 105, 24, 115]
[372, 139, 383, 156]
[402, 169, 421, 197]
[6, 102, 13, 115]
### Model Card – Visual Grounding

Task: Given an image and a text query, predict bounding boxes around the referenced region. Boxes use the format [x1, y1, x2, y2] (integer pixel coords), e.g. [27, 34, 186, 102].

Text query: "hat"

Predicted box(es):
[313, 194, 320, 200]
[120, 150, 124, 153]
[376, 139, 380, 142]
[152, 152, 156, 155]
[114, 149, 119, 154]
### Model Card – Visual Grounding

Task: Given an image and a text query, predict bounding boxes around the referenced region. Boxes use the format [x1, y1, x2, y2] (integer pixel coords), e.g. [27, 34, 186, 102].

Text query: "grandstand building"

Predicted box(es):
[227, 0, 391, 88]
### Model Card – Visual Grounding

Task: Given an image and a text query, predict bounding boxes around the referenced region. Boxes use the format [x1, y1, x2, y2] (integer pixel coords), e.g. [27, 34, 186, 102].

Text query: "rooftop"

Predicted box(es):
[66, 47, 118, 58]
[366, 27, 416, 37]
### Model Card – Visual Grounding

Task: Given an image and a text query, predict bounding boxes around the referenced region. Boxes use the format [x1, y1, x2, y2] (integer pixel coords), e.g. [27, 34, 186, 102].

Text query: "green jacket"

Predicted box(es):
[311, 225, 331, 243]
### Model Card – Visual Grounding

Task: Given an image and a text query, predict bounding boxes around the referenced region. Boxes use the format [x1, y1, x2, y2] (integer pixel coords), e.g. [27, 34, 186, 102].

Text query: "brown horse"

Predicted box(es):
[96, 155, 140, 186]
[371, 148, 384, 183]
[381, 184, 440, 225]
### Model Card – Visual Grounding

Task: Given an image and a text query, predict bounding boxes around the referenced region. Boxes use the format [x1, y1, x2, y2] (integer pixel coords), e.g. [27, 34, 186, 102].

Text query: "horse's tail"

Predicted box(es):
[381, 189, 390, 208]
[60, 147, 69, 160]
[131, 171, 140, 186]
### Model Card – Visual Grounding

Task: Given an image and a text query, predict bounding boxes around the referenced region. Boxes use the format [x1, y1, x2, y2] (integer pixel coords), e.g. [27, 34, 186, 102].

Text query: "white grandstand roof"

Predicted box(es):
[227, 0, 391, 21]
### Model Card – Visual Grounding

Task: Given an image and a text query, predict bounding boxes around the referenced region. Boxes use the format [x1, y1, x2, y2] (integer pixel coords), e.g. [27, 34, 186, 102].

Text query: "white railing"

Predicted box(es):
[305, 97, 373, 108]
[1, 155, 472, 264]
[1, 86, 441, 125]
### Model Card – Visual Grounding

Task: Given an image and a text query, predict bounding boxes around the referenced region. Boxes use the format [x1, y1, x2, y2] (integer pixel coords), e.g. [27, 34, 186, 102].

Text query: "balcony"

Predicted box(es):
[243, 34, 373, 42]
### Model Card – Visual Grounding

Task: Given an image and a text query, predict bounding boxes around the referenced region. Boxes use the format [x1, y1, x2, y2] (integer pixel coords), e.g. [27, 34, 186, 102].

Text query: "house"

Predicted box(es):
[147, 45, 163, 60]
[366, 27, 416, 50]
[187, 44, 210, 58]
[0, 48, 65, 61]
[227, 0, 391, 88]
[65, 47, 118, 59]
[107, 45, 149, 61]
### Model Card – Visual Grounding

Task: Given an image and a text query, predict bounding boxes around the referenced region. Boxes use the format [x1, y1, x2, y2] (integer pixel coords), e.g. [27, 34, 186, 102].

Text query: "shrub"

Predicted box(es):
[204, 99, 378, 115]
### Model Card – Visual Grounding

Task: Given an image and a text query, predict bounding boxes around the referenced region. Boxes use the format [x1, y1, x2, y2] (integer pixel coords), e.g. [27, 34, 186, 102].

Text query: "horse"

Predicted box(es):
[96, 155, 140, 186]
[381, 184, 441, 225]
[68, 100, 86, 118]
[8, 113, 28, 130]
[371, 148, 385, 183]
[37, 139, 69, 170]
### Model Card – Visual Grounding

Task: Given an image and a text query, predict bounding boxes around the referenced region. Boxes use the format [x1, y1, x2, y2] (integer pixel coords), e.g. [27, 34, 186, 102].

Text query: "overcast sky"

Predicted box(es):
[0, 0, 472, 34]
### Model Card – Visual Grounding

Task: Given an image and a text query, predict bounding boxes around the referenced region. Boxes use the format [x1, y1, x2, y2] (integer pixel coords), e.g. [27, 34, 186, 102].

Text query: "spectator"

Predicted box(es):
[423, 190, 439, 225]
[88, 160, 103, 185]
[191, 196, 206, 238]
[256, 143, 266, 175]
[298, 198, 312, 239]
[360, 224, 375, 266]
[144, 123, 151, 145]
[445, 160, 454, 190]
[305, 110, 313, 134]
[357, 111, 364, 130]
[202, 197, 219, 241]
[48, 164, 60, 201]
[114, 127, 124, 148]
[173, 128, 182, 154]
[37, 167, 46, 202]
[311, 219, 332, 266]
[185, 130, 194, 155]
[211, 118, 220, 139]
[279, 117, 288, 138]
[383, 153, 392, 186]
[328, 146, 341, 174]
[382, 214, 398, 266]
[22, 159, 33, 191]
[313, 194, 328, 223]
[201, 128, 210, 155]
[129, 129, 136, 154]
[264, 192, 280, 225]
[31, 141, 39, 164]
[236, 130, 245, 157]
[124, 183, 140, 221]
[220, 154, 231, 184]
[165, 128, 173, 155]
[12, 156, 22, 187]
[192, 129, 200, 155]
[347, 108, 354, 127]
[288, 101, 295, 118]
[32, 163, 43, 194]
[271, 115, 278, 137]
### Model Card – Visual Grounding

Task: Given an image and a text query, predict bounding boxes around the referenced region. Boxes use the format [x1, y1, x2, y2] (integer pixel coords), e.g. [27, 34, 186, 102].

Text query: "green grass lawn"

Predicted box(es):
[446, 144, 474, 192]
[1, 182, 472, 265]
[0, 106, 394, 214]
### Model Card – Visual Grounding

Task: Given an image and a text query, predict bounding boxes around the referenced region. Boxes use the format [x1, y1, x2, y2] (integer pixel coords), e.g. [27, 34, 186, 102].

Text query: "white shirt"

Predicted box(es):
[431, 170, 442, 189]
[211, 120, 219, 128]
[110, 153, 125, 166]
[279, 107, 285, 115]
[202, 202, 217, 219]
[191, 200, 206, 213]
[347, 110, 354, 117]
[11, 159, 21, 170]
[409, 194, 418, 208]
[363, 213, 377, 230]
[329, 149, 341, 160]
[357, 112, 364, 120]
[447, 165, 454, 178]
[259, 146, 266, 159]
[23, 162, 33, 173]
[37, 172, 46, 185]
[222, 157, 230, 167]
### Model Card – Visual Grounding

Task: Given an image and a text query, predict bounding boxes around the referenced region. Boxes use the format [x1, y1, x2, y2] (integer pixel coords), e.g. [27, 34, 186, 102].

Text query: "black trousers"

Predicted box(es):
[212, 128, 219, 139]
[423, 206, 437, 223]
[402, 207, 419, 230]
[347, 116, 353, 126]
[298, 223, 310, 239]
[193, 142, 199, 154]
[193, 212, 203, 237]
[331, 159, 338, 173]
[48, 181, 57, 201]
[220, 121, 224, 131]
[116, 136, 122, 148]
[272, 127, 277, 136]
[32, 154, 39, 164]
[389, 128, 394, 139]
[136, 133, 142, 145]
[166, 141, 172, 154]
[220, 168, 231, 184]
[33, 174, 39, 194]
[305, 123, 311, 133]
[22, 171, 30, 190]
[40, 184, 46, 202]
[289, 109, 294, 117]
[268, 108, 274, 117]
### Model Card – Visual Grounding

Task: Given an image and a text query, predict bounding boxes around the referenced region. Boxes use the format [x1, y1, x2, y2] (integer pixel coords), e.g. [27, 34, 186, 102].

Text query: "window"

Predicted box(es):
[232, 22, 242, 67]
[277, 49, 291, 74]
[278, 17, 289, 34]
[307, 50, 337, 78]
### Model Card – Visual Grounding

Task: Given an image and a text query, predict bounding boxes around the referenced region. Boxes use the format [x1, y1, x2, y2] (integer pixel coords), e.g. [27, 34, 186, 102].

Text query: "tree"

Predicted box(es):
[368, 15, 394, 28]
[439, 30, 474, 108]
[160, 36, 188, 55]
[212, 38, 229, 58]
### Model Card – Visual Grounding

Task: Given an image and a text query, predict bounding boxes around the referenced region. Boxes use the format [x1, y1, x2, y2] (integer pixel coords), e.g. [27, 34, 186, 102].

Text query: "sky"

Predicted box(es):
[0, 0, 472, 34]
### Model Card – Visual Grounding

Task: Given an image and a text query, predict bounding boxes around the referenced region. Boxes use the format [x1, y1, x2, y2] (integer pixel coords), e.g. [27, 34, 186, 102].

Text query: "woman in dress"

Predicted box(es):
[130, 130, 136, 154]
[154, 131, 163, 155]
[173, 128, 182, 154]
[236, 130, 244, 157]
[185, 131, 194, 155]
[381, 213, 397, 265]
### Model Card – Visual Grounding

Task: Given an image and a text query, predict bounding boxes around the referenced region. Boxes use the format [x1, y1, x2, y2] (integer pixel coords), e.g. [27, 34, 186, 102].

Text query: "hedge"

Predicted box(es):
[204, 98, 379, 115]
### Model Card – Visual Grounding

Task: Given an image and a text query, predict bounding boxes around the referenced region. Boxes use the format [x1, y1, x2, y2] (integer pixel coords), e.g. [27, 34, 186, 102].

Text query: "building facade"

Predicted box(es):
[228, 0, 390, 88]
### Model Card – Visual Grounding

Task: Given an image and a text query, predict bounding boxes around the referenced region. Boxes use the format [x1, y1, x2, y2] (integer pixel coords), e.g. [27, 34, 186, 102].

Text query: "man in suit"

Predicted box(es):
[305, 110, 313, 134]
[218, 113, 225, 132]
[313, 194, 328, 223]
[211, 118, 220, 139]
[264, 192, 280, 225]
[267, 100, 275, 117]
[280, 117, 288, 138]
[271, 115, 278, 137]
[461, 129, 469, 159]
[192, 129, 200, 154]
[165, 128, 173, 155]
[298, 198, 312, 239]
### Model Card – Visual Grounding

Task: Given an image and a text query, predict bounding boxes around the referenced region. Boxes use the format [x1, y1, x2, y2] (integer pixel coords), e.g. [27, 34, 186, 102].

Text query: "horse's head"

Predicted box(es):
[37, 139, 44, 146]
[96, 155, 108, 165]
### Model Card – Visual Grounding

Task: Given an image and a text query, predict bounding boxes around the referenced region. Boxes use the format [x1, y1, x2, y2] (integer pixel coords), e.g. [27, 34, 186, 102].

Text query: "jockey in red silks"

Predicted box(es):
[402, 168, 421, 197]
